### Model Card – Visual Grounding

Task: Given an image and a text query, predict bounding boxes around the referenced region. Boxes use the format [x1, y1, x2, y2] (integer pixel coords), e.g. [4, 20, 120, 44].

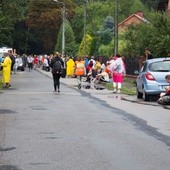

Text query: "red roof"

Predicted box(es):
[118, 12, 149, 27]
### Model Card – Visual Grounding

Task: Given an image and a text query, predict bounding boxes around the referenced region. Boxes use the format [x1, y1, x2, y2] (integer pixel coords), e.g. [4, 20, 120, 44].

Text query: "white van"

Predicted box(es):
[0, 46, 13, 56]
[0, 46, 13, 63]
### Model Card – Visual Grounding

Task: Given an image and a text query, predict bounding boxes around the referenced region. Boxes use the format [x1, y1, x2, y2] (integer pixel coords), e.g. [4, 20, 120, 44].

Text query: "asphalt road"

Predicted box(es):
[0, 69, 170, 170]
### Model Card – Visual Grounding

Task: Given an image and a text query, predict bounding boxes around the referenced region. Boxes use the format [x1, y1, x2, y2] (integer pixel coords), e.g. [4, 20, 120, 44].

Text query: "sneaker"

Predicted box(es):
[117, 90, 121, 93]
[58, 89, 60, 93]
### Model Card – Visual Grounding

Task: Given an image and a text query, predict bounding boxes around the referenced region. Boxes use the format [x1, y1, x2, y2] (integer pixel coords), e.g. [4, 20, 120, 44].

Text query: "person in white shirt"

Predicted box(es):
[27, 55, 34, 71]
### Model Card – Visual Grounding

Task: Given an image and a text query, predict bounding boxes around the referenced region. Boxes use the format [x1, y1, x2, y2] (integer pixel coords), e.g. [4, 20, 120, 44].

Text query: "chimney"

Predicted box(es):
[135, 11, 144, 18]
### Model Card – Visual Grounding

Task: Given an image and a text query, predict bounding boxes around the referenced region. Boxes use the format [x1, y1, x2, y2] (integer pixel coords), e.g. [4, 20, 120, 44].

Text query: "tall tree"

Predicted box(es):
[55, 19, 77, 56]
[26, 0, 75, 54]
[0, 0, 24, 48]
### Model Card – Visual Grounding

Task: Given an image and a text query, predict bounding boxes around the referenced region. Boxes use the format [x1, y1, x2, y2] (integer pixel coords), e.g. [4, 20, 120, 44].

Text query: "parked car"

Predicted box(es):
[15, 57, 25, 71]
[136, 57, 170, 101]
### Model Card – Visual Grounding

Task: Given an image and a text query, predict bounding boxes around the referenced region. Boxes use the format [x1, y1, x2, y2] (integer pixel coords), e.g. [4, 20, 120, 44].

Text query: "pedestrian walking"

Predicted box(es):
[0, 53, 12, 88]
[66, 57, 75, 78]
[27, 55, 34, 71]
[74, 56, 85, 89]
[108, 54, 126, 93]
[43, 55, 50, 71]
[33, 55, 39, 69]
[50, 52, 64, 93]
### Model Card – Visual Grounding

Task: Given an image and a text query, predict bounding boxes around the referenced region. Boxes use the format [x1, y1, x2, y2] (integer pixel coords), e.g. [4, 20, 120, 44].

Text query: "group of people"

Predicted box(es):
[63, 53, 126, 92]
[0, 49, 169, 105]
[47, 52, 126, 93]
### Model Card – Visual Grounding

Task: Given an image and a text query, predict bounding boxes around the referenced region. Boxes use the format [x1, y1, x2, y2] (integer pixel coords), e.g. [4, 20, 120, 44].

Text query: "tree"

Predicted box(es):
[122, 12, 170, 57]
[96, 16, 114, 45]
[26, 0, 75, 54]
[78, 34, 92, 57]
[0, 0, 25, 48]
[55, 19, 77, 56]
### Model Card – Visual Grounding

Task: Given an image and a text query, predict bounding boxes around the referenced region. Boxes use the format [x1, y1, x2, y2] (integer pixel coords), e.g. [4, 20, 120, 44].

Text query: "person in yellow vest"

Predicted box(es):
[74, 56, 85, 89]
[66, 57, 75, 78]
[0, 53, 12, 88]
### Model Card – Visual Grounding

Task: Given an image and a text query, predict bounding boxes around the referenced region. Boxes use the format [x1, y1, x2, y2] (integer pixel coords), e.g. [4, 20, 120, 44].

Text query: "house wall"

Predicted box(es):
[168, 0, 170, 11]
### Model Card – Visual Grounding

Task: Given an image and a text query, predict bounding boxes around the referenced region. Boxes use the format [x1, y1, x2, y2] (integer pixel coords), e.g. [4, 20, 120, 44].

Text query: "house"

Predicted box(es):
[118, 0, 170, 32]
[118, 11, 148, 32]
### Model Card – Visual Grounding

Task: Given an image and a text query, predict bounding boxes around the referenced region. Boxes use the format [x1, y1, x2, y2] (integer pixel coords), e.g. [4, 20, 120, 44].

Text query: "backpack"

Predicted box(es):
[52, 60, 63, 74]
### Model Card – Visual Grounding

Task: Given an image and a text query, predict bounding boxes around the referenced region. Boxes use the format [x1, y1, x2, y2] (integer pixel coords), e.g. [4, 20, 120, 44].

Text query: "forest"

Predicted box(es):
[0, 0, 169, 58]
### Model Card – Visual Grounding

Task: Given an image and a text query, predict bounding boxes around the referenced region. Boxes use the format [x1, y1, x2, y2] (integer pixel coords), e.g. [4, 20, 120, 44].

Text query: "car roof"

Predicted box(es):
[146, 57, 170, 63]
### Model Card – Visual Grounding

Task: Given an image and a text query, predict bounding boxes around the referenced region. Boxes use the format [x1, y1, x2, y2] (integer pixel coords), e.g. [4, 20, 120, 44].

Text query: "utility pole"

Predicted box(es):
[62, 4, 66, 57]
[53, 0, 66, 57]
[83, 0, 87, 57]
[114, 0, 118, 55]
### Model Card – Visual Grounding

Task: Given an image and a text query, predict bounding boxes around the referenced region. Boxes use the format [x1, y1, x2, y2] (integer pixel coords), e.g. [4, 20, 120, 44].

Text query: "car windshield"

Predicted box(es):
[149, 61, 170, 72]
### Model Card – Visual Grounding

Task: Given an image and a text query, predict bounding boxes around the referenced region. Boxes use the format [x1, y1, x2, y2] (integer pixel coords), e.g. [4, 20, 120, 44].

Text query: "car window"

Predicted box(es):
[149, 61, 170, 72]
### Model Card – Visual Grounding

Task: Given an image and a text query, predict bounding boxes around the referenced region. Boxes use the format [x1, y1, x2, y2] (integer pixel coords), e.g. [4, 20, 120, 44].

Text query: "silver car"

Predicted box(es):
[136, 57, 170, 101]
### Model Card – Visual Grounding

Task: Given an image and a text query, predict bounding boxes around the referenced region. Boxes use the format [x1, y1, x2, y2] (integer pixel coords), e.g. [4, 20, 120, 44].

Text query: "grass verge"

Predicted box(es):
[103, 77, 136, 95]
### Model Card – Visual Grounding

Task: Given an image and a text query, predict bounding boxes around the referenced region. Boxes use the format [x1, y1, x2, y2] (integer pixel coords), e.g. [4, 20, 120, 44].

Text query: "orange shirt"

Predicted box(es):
[75, 61, 85, 76]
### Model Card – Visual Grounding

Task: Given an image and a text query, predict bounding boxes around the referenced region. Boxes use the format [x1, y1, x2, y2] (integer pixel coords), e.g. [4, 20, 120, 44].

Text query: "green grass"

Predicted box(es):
[103, 77, 136, 95]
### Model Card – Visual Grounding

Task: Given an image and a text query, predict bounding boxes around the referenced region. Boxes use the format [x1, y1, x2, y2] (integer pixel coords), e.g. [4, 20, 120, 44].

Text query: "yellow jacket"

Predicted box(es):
[1, 56, 12, 83]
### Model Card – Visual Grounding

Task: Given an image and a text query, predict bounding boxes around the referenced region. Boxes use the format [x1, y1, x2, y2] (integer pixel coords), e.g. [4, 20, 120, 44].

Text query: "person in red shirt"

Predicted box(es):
[157, 75, 170, 105]
[33, 55, 39, 69]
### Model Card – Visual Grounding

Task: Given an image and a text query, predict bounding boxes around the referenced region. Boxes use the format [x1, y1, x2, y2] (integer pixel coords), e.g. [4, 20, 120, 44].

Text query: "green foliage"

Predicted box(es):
[140, 0, 160, 10]
[25, 0, 75, 54]
[122, 12, 170, 57]
[104, 77, 136, 95]
[0, 0, 169, 58]
[70, 1, 115, 44]
[55, 19, 77, 56]
[96, 16, 114, 46]
[0, 0, 25, 47]
[98, 42, 114, 57]
[78, 34, 93, 57]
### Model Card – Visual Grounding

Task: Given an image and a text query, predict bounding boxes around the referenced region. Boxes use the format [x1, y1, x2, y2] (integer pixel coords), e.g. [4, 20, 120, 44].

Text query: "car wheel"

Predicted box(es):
[143, 89, 150, 101]
[136, 87, 143, 98]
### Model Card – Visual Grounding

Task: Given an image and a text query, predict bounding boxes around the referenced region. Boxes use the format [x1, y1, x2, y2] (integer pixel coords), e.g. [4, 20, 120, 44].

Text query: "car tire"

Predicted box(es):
[143, 89, 150, 101]
[136, 88, 143, 98]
